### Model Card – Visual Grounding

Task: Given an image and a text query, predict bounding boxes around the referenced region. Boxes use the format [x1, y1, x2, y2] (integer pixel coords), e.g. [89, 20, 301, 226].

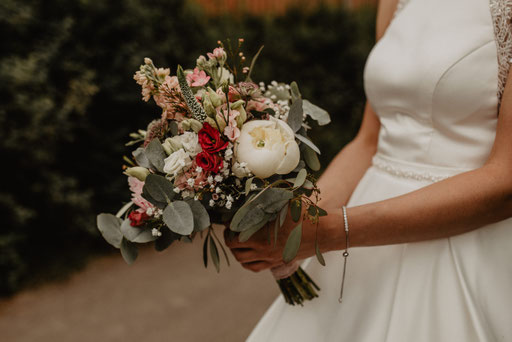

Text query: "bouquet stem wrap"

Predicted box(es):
[271, 262, 320, 306]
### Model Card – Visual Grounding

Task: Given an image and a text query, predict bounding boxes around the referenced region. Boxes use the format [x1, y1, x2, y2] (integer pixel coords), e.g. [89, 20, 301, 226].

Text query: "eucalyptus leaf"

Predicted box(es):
[163, 201, 194, 235]
[144, 174, 175, 204]
[317, 207, 328, 217]
[120, 219, 157, 243]
[209, 236, 220, 272]
[303, 99, 331, 126]
[169, 121, 179, 136]
[295, 134, 321, 155]
[245, 177, 254, 195]
[186, 199, 211, 232]
[203, 235, 209, 268]
[279, 202, 289, 228]
[291, 200, 302, 222]
[155, 228, 178, 252]
[293, 169, 307, 188]
[120, 238, 138, 265]
[256, 188, 293, 214]
[315, 239, 326, 266]
[290, 81, 302, 101]
[283, 222, 302, 263]
[145, 139, 166, 173]
[307, 205, 317, 217]
[292, 160, 306, 173]
[288, 98, 303, 133]
[303, 145, 321, 171]
[96, 213, 123, 248]
[142, 186, 166, 209]
[133, 147, 151, 169]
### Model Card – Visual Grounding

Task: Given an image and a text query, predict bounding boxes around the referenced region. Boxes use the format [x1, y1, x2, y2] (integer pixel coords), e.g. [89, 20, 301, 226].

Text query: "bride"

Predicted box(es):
[225, 0, 512, 340]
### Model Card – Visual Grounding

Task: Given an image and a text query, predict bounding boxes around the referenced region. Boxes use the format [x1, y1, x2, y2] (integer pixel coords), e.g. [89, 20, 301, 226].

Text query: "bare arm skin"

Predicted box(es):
[226, 0, 512, 272]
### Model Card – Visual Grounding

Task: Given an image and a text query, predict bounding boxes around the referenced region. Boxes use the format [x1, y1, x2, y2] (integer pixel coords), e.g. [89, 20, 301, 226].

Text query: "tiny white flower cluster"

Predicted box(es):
[146, 207, 163, 218]
[260, 81, 292, 120]
[151, 228, 162, 237]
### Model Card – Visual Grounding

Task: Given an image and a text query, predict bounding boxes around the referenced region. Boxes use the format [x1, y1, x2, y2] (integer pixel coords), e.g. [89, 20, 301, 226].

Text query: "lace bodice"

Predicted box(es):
[395, 0, 512, 108]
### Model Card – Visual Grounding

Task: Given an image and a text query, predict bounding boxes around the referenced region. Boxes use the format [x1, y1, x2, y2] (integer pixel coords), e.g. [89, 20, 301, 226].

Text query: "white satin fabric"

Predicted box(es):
[246, 0, 512, 341]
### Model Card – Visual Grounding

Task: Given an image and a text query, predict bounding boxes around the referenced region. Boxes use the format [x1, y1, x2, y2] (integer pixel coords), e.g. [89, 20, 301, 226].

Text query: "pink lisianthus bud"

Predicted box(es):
[207, 47, 226, 61]
[128, 177, 154, 211]
[186, 68, 211, 87]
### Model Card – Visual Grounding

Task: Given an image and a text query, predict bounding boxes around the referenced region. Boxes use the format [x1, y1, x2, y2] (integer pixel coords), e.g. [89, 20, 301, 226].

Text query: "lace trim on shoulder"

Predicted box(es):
[489, 0, 512, 109]
[393, 0, 411, 18]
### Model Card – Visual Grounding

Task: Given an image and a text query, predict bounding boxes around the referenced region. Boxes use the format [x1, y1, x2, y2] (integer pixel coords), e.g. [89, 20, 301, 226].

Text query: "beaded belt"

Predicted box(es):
[371, 154, 472, 183]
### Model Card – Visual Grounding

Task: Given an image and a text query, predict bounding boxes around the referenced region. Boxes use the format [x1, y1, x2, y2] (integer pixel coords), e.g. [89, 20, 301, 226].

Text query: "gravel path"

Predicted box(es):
[0, 232, 278, 342]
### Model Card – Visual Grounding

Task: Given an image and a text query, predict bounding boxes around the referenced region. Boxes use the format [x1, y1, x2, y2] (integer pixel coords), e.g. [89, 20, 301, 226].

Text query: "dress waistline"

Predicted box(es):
[371, 153, 474, 183]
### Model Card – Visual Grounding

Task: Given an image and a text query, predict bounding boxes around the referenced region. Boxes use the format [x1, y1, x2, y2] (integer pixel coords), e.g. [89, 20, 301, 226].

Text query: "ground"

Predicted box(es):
[0, 233, 279, 342]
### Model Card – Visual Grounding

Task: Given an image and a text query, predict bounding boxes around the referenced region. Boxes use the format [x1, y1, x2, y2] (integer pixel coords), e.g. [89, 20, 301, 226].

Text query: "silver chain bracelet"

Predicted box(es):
[339, 205, 350, 303]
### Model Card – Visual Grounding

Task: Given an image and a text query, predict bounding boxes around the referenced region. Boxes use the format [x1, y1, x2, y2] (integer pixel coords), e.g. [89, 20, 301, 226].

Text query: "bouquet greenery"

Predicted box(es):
[96, 39, 331, 305]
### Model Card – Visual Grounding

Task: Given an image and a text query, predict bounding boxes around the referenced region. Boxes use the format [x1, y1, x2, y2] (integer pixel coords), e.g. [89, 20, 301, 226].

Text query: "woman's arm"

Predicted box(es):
[317, 102, 379, 208]
[225, 68, 512, 272]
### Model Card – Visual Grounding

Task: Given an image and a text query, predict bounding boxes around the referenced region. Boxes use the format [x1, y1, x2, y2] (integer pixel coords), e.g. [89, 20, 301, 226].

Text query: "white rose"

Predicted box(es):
[234, 117, 300, 178]
[179, 131, 201, 157]
[163, 149, 192, 176]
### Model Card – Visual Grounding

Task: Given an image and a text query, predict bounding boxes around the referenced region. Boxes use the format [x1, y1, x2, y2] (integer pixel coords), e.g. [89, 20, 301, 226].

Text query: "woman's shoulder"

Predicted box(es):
[376, 0, 402, 41]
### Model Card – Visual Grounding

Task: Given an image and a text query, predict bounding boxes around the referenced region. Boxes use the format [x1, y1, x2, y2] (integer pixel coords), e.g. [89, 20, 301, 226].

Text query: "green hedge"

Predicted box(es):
[0, 0, 375, 295]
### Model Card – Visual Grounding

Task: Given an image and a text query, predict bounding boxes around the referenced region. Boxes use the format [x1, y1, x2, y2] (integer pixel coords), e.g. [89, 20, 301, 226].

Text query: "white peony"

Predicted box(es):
[234, 117, 300, 178]
[163, 149, 192, 176]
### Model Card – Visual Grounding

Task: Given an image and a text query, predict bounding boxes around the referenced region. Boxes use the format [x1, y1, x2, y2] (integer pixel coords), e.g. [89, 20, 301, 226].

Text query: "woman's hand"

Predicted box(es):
[224, 207, 336, 272]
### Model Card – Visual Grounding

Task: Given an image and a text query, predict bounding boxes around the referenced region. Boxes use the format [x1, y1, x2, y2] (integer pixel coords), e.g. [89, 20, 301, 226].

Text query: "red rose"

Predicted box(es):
[198, 122, 228, 153]
[128, 211, 149, 227]
[196, 152, 223, 173]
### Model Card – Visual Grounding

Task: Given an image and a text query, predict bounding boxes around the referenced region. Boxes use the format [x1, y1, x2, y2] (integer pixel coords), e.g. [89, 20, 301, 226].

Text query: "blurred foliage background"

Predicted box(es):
[0, 0, 375, 296]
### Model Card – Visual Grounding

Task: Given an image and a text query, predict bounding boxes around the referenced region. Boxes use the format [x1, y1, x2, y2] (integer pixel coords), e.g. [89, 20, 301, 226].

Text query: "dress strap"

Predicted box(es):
[489, 0, 512, 109]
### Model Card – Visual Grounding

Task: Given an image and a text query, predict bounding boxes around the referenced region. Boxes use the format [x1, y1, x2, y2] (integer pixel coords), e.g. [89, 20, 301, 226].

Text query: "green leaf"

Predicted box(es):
[203, 234, 209, 268]
[295, 134, 321, 155]
[282, 222, 302, 263]
[317, 207, 328, 217]
[132, 147, 151, 169]
[245, 177, 254, 195]
[290, 81, 302, 101]
[288, 98, 303, 132]
[142, 186, 166, 209]
[303, 99, 331, 126]
[230, 203, 267, 232]
[169, 121, 179, 136]
[120, 219, 157, 243]
[155, 228, 178, 252]
[186, 199, 211, 232]
[145, 139, 166, 173]
[209, 235, 220, 272]
[303, 145, 321, 171]
[292, 160, 306, 173]
[279, 202, 289, 228]
[307, 205, 317, 217]
[163, 201, 194, 235]
[293, 169, 307, 188]
[177, 65, 207, 122]
[120, 238, 138, 265]
[96, 213, 123, 248]
[256, 188, 293, 214]
[290, 200, 302, 222]
[144, 174, 175, 204]
[315, 239, 326, 266]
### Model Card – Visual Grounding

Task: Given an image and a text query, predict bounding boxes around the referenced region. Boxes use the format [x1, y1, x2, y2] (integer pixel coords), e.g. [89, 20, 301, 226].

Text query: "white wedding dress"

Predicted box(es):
[246, 0, 512, 341]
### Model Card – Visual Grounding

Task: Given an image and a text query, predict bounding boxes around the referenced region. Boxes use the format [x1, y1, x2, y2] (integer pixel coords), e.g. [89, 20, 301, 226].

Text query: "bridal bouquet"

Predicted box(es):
[96, 39, 331, 305]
